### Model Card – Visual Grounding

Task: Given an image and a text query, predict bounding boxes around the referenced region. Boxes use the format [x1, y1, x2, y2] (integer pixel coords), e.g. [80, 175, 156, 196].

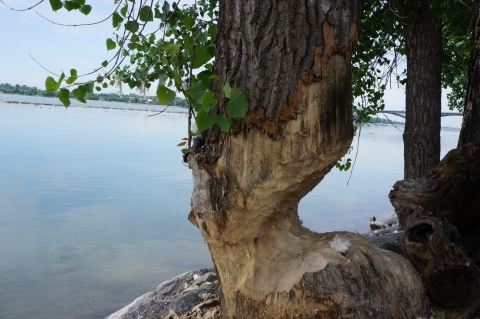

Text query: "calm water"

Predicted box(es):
[0, 93, 461, 319]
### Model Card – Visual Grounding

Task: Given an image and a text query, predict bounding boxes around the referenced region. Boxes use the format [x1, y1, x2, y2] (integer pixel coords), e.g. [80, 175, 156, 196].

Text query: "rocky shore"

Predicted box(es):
[105, 268, 220, 319]
[105, 215, 404, 319]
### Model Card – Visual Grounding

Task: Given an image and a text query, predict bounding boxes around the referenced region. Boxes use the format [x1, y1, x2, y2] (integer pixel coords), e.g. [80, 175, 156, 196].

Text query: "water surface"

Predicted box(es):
[0, 94, 460, 319]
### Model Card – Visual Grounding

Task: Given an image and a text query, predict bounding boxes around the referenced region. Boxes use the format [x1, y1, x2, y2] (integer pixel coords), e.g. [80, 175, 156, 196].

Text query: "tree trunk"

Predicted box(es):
[187, 1, 430, 318]
[390, 4, 480, 318]
[403, 2, 442, 180]
[459, 0, 480, 148]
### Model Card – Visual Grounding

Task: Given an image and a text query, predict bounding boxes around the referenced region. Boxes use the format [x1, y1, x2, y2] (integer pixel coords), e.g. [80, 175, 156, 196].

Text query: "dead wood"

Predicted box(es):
[389, 144, 480, 318]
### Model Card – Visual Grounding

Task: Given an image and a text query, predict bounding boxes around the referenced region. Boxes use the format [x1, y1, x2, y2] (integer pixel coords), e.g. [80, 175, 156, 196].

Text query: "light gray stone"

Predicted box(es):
[105, 268, 218, 319]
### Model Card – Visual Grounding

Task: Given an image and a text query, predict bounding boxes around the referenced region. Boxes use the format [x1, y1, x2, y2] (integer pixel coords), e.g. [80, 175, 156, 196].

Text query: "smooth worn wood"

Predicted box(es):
[188, 1, 430, 318]
[390, 144, 480, 318]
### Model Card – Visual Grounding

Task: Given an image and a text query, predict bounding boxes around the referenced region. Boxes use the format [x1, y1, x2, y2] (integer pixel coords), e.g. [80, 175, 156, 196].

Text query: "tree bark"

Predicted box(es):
[403, 2, 442, 180]
[459, 0, 480, 148]
[188, 1, 430, 318]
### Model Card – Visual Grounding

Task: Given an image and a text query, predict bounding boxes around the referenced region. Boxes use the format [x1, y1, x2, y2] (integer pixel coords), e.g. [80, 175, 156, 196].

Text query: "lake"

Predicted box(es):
[0, 93, 461, 319]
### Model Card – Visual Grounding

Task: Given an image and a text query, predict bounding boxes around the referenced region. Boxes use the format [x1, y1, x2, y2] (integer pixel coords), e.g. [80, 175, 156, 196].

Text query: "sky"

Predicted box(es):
[0, 0, 462, 127]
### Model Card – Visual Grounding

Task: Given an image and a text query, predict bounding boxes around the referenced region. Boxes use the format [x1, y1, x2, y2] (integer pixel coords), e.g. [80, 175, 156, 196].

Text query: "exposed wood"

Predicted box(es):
[390, 144, 480, 318]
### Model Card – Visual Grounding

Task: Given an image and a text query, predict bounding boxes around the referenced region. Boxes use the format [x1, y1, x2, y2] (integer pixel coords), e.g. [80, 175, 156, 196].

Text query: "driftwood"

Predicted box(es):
[389, 144, 480, 318]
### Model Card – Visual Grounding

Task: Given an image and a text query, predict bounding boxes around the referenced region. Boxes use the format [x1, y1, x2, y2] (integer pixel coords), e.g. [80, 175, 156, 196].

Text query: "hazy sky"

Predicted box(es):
[0, 0, 463, 127]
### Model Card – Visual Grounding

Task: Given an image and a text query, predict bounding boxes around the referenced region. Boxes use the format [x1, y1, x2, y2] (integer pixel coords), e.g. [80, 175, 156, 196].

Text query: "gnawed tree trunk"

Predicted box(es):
[403, 1, 442, 180]
[187, 1, 430, 318]
[390, 4, 480, 318]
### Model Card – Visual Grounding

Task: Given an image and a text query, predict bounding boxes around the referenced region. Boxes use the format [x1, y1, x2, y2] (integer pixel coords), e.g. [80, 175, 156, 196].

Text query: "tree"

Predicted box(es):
[459, 0, 480, 147]
[187, 1, 428, 317]
[353, 1, 476, 180]
[389, 4, 480, 318]
[402, 1, 442, 179]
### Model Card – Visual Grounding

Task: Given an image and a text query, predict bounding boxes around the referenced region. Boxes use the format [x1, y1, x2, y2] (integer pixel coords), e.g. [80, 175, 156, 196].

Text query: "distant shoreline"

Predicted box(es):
[0, 97, 460, 130]
[0, 99, 188, 114]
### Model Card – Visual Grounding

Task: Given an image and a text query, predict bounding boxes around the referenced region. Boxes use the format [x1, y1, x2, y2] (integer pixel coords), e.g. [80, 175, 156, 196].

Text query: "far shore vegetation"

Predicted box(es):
[0, 82, 188, 107]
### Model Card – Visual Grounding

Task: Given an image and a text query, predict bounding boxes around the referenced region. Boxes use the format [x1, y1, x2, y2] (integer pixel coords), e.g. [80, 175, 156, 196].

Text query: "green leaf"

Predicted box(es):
[215, 114, 230, 132]
[101, 60, 108, 67]
[345, 159, 351, 171]
[186, 81, 207, 105]
[149, 46, 158, 56]
[84, 82, 94, 93]
[58, 72, 65, 86]
[66, 69, 77, 85]
[227, 86, 249, 117]
[197, 32, 208, 44]
[45, 77, 58, 92]
[196, 110, 216, 131]
[156, 85, 176, 105]
[139, 5, 154, 22]
[45, 73, 65, 91]
[202, 90, 217, 111]
[63, 1, 78, 11]
[125, 21, 139, 33]
[75, 0, 85, 5]
[192, 46, 213, 69]
[208, 25, 217, 39]
[112, 12, 124, 28]
[72, 86, 86, 103]
[183, 16, 193, 30]
[157, 73, 167, 86]
[106, 38, 116, 51]
[120, 5, 128, 17]
[197, 70, 212, 87]
[79, 4, 92, 15]
[49, 0, 62, 11]
[57, 88, 71, 107]
[222, 82, 231, 98]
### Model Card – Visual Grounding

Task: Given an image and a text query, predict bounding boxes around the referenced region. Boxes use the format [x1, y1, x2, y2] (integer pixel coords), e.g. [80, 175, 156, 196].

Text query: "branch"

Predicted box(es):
[28, 54, 61, 76]
[35, 1, 122, 27]
[148, 106, 170, 117]
[0, 0, 44, 11]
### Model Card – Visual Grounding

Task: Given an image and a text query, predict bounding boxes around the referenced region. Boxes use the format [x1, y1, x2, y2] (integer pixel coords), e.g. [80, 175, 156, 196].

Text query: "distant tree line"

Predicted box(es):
[0, 83, 188, 107]
[368, 116, 404, 125]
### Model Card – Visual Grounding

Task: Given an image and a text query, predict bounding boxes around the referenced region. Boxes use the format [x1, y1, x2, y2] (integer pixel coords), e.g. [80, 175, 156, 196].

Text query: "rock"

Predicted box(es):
[369, 214, 400, 230]
[365, 214, 403, 254]
[382, 213, 399, 226]
[364, 225, 404, 255]
[105, 268, 219, 319]
[184, 272, 218, 292]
